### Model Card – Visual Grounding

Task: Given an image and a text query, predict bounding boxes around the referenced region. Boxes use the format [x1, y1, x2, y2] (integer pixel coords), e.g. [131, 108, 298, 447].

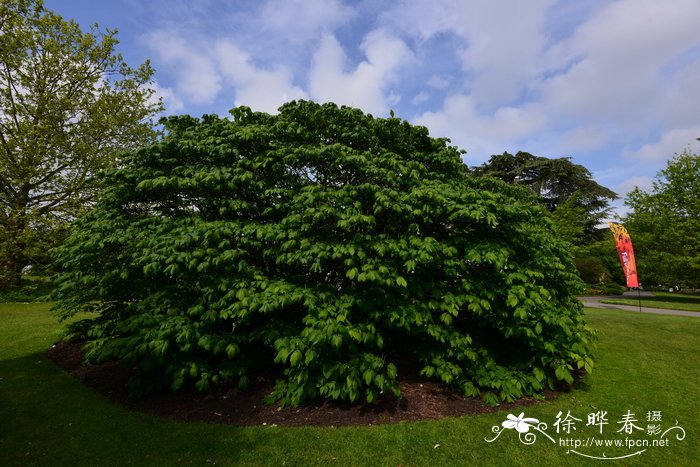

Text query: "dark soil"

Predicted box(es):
[46, 341, 557, 427]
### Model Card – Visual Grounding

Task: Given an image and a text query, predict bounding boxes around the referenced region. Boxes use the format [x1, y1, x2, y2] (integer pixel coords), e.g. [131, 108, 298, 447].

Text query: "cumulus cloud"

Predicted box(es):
[615, 175, 654, 197]
[308, 30, 415, 115]
[380, 0, 700, 173]
[151, 82, 185, 113]
[382, 0, 553, 109]
[413, 95, 495, 162]
[412, 91, 430, 105]
[455, 0, 553, 108]
[381, 0, 467, 40]
[558, 125, 609, 154]
[414, 94, 547, 162]
[427, 75, 450, 90]
[627, 128, 700, 163]
[144, 31, 221, 104]
[259, 0, 355, 44]
[215, 41, 307, 113]
[143, 29, 309, 114]
[660, 58, 700, 129]
[540, 0, 700, 126]
[134, 0, 700, 200]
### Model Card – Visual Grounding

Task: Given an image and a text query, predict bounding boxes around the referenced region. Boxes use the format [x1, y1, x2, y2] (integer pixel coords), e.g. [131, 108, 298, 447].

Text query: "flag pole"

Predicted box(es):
[638, 287, 642, 312]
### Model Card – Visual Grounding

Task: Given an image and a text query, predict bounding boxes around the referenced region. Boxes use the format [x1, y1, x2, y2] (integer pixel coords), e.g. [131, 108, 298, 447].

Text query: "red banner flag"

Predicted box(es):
[608, 223, 639, 288]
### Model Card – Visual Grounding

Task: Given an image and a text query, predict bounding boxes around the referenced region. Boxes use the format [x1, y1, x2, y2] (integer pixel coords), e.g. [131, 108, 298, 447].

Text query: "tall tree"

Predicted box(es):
[0, 0, 162, 287]
[624, 149, 700, 288]
[473, 151, 617, 243]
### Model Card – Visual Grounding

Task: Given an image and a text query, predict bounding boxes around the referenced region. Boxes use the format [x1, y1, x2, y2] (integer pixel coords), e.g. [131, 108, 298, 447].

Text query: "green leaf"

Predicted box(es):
[331, 334, 343, 349]
[555, 365, 574, 384]
[483, 391, 500, 406]
[289, 350, 302, 366]
[533, 367, 546, 382]
[387, 363, 397, 380]
[225, 344, 238, 359]
[348, 329, 361, 341]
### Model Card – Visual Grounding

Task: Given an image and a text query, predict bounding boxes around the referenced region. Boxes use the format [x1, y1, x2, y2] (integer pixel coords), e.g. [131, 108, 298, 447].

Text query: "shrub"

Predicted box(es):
[573, 256, 613, 285]
[0, 276, 53, 302]
[600, 283, 626, 295]
[52, 101, 595, 406]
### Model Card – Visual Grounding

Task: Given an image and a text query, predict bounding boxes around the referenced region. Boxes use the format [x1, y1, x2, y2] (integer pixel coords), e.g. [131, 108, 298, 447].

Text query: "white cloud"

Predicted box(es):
[379, 0, 467, 41]
[259, 0, 355, 44]
[627, 128, 700, 163]
[660, 58, 700, 129]
[565, 0, 700, 65]
[539, 0, 700, 126]
[382, 0, 553, 109]
[144, 29, 309, 114]
[152, 82, 184, 113]
[215, 41, 307, 113]
[455, 0, 553, 108]
[558, 125, 609, 153]
[390, 0, 700, 171]
[414, 94, 547, 162]
[615, 175, 654, 197]
[144, 31, 221, 104]
[412, 91, 430, 105]
[133, 0, 700, 192]
[308, 30, 414, 115]
[427, 75, 450, 90]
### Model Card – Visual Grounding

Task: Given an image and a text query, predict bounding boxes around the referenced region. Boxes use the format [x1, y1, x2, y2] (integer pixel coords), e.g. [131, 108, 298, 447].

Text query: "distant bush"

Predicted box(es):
[0, 276, 52, 302]
[573, 256, 613, 285]
[600, 283, 626, 295]
[52, 101, 596, 406]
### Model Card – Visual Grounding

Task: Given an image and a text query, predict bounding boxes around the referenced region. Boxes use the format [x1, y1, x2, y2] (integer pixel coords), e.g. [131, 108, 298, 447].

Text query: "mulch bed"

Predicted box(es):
[46, 341, 557, 427]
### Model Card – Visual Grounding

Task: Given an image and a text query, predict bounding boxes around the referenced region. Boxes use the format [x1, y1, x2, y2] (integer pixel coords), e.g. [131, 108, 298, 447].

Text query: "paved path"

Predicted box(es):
[579, 296, 700, 318]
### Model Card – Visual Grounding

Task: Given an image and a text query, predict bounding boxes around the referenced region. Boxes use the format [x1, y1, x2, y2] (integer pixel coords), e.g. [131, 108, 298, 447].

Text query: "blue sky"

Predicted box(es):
[45, 0, 700, 216]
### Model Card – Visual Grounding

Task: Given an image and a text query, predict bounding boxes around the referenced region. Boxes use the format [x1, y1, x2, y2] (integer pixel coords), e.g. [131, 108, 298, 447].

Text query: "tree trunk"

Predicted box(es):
[0, 256, 24, 288]
[0, 216, 28, 289]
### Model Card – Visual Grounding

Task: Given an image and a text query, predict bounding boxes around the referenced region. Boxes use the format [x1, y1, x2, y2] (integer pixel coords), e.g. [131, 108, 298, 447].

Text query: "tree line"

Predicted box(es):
[473, 150, 700, 290]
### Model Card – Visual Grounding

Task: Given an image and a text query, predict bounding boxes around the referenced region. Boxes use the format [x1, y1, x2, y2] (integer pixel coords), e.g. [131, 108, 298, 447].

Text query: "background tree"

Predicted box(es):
[53, 101, 595, 407]
[572, 237, 624, 290]
[624, 149, 700, 288]
[0, 0, 162, 288]
[473, 151, 617, 243]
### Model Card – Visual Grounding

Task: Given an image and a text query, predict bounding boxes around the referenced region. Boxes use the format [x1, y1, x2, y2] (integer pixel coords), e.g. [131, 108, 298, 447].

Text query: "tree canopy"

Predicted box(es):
[473, 151, 617, 243]
[624, 150, 700, 288]
[53, 101, 595, 406]
[0, 0, 162, 287]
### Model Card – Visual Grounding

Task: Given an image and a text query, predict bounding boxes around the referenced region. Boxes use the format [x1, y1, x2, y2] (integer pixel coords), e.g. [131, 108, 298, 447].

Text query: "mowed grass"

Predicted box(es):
[1, 303, 698, 466]
[600, 292, 700, 312]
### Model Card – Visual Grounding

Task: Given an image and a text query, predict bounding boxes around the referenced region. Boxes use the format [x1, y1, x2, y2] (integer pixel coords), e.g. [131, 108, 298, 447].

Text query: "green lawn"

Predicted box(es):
[1, 303, 698, 466]
[600, 292, 700, 312]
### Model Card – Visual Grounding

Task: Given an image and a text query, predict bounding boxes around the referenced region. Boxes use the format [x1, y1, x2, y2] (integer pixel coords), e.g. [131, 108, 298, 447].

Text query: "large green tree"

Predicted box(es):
[473, 151, 617, 243]
[624, 149, 700, 288]
[53, 101, 595, 406]
[0, 0, 162, 287]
